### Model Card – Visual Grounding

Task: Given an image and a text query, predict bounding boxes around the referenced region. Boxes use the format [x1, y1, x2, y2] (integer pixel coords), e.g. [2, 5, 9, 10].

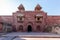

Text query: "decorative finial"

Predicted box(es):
[18, 4, 25, 11]
[35, 4, 42, 11]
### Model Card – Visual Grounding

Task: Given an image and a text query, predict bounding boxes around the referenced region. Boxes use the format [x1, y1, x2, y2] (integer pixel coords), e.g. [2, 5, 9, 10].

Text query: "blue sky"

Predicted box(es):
[0, 0, 60, 15]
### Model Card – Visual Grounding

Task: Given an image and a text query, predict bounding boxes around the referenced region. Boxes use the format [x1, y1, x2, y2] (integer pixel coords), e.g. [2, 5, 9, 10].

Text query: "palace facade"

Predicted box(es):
[0, 4, 60, 33]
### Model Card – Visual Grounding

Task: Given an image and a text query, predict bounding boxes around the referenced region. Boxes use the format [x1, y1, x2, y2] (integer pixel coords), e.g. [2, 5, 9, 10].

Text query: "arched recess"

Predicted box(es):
[26, 22, 33, 32]
[12, 25, 16, 32]
[36, 25, 41, 32]
[27, 25, 32, 32]
[18, 25, 23, 31]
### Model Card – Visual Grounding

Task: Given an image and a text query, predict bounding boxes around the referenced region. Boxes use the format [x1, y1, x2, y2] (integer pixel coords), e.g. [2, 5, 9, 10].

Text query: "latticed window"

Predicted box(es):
[17, 14, 24, 22]
[17, 17, 23, 21]
[20, 17, 22, 20]
[35, 14, 43, 23]
[37, 17, 40, 20]
[17, 16, 23, 21]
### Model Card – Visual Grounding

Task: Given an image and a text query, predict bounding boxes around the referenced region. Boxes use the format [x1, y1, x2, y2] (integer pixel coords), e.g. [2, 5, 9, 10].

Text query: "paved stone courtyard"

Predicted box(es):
[0, 32, 60, 40]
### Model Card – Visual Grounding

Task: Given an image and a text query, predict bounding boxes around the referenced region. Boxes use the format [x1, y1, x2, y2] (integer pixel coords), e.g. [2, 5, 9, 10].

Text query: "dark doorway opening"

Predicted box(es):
[27, 25, 32, 32]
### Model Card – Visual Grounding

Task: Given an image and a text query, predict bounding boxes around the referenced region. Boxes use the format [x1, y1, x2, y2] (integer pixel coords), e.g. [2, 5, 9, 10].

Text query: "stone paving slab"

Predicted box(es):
[13, 38, 26, 40]
[2, 32, 60, 38]
[0, 37, 5, 40]
[3, 32, 58, 36]
[1, 32, 60, 40]
[2, 36, 16, 40]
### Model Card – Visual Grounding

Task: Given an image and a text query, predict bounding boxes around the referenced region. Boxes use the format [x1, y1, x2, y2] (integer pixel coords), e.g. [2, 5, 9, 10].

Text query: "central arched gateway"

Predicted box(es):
[27, 25, 32, 32]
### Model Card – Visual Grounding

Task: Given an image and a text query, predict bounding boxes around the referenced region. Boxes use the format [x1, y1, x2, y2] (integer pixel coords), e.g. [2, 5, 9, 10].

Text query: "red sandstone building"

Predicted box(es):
[0, 4, 60, 32]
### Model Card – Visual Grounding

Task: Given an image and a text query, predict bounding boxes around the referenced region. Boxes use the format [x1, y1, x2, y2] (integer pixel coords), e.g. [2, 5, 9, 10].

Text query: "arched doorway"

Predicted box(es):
[27, 25, 32, 32]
